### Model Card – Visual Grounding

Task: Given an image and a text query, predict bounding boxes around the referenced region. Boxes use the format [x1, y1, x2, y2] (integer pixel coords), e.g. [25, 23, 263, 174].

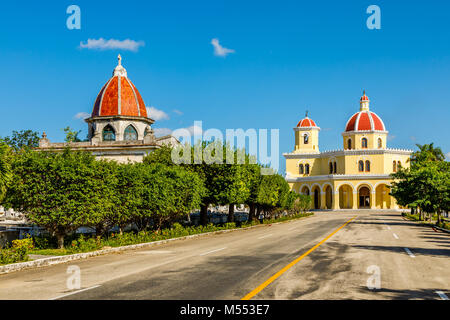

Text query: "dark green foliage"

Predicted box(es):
[391, 143, 449, 224]
[1, 130, 40, 151]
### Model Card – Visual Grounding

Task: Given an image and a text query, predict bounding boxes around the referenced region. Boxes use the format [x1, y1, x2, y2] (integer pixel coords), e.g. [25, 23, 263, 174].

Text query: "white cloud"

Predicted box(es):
[79, 38, 145, 52]
[153, 128, 173, 137]
[74, 112, 90, 120]
[211, 38, 235, 57]
[146, 106, 169, 121]
[173, 109, 183, 116]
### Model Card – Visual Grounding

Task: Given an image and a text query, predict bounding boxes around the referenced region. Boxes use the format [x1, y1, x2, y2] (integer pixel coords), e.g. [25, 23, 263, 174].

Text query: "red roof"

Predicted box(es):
[91, 56, 148, 118]
[345, 111, 386, 132]
[297, 117, 317, 128]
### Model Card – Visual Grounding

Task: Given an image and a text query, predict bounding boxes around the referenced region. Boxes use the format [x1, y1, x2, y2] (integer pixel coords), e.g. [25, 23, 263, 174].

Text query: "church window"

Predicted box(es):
[124, 125, 138, 141]
[347, 139, 352, 150]
[397, 161, 401, 169]
[365, 160, 371, 172]
[358, 160, 364, 172]
[102, 125, 116, 141]
[304, 134, 309, 144]
[361, 138, 368, 149]
[393, 161, 397, 172]
[329, 162, 333, 174]
[333, 161, 337, 174]
[299, 164, 304, 174]
[305, 164, 310, 174]
[378, 138, 382, 148]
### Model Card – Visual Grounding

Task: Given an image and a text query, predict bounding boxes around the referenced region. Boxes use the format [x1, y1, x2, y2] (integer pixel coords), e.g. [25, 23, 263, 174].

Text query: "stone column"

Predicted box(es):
[352, 192, 358, 209]
[332, 192, 340, 210]
[370, 191, 376, 209]
[320, 192, 327, 210]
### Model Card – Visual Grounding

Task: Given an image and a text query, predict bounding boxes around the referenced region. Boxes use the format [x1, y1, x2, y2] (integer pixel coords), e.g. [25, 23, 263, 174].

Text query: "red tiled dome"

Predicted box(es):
[92, 55, 147, 118]
[297, 117, 317, 128]
[345, 111, 385, 132]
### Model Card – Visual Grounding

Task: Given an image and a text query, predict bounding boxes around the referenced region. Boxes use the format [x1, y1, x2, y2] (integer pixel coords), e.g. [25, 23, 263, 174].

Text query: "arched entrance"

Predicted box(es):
[358, 186, 371, 208]
[376, 184, 391, 209]
[324, 185, 332, 209]
[312, 186, 321, 209]
[300, 186, 310, 196]
[338, 184, 353, 209]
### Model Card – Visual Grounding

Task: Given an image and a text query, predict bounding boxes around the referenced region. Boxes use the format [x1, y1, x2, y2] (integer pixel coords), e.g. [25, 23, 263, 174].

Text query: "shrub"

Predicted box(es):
[0, 237, 33, 265]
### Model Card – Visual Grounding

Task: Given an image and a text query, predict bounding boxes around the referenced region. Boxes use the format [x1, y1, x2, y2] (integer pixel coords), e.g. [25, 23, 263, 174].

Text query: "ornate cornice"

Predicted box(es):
[283, 148, 412, 159]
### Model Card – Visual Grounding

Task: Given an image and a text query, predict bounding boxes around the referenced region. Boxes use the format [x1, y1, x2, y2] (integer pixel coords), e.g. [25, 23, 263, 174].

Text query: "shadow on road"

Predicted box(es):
[357, 286, 446, 300]
[353, 245, 450, 258]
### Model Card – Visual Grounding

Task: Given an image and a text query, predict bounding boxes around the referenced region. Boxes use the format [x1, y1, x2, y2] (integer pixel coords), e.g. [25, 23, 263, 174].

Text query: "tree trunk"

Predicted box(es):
[256, 206, 262, 223]
[228, 203, 235, 223]
[57, 234, 64, 249]
[248, 203, 256, 222]
[119, 225, 124, 235]
[200, 204, 209, 226]
[96, 225, 105, 238]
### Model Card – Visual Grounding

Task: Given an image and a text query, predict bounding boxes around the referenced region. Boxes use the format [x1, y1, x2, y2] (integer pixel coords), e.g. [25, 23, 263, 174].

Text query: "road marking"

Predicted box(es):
[435, 291, 449, 300]
[49, 285, 101, 300]
[199, 247, 227, 256]
[404, 247, 415, 258]
[258, 234, 273, 239]
[242, 216, 357, 300]
[393, 233, 399, 239]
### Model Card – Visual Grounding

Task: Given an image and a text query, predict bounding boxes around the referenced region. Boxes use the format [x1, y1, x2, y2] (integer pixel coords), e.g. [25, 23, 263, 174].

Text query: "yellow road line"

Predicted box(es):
[241, 216, 357, 300]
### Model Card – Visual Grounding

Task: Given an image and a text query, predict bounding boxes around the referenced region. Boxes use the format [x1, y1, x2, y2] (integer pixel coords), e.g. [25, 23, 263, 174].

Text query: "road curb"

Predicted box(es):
[0, 213, 313, 275]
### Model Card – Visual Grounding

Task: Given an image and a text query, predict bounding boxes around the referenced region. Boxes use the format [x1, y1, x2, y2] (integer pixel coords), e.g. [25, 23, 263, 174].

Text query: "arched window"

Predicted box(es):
[365, 160, 371, 172]
[329, 162, 333, 174]
[397, 161, 401, 169]
[304, 134, 309, 144]
[378, 138, 382, 149]
[393, 161, 397, 172]
[347, 139, 352, 150]
[361, 138, 368, 149]
[358, 160, 364, 172]
[124, 125, 138, 141]
[299, 164, 304, 174]
[333, 161, 337, 174]
[102, 125, 116, 141]
[305, 164, 310, 174]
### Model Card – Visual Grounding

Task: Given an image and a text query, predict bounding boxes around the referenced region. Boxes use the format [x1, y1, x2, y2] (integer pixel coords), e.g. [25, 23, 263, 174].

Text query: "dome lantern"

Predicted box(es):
[360, 90, 370, 111]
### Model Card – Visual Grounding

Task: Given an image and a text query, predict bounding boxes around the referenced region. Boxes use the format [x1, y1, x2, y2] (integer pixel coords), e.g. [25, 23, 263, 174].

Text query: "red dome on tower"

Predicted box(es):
[296, 111, 317, 128]
[345, 91, 386, 132]
[91, 55, 148, 118]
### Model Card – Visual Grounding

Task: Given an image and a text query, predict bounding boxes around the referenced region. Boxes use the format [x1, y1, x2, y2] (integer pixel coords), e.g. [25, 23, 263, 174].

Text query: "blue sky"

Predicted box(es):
[0, 0, 449, 173]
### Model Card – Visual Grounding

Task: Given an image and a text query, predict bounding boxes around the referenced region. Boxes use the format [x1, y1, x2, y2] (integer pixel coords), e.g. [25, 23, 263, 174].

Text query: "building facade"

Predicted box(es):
[283, 92, 412, 210]
[38, 55, 178, 163]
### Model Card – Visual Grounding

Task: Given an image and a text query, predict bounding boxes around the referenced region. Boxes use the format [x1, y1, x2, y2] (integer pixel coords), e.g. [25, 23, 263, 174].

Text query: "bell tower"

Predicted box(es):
[294, 111, 320, 154]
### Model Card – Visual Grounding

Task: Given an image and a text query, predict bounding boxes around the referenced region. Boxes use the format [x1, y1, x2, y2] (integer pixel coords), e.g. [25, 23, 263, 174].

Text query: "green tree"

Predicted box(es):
[0, 143, 11, 202]
[63, 127, 83, 143]
[138, 163, 204, 230]
[2, 130, 40, 151]
[391, 143, 450, 225]
[4, 149, 109, 248]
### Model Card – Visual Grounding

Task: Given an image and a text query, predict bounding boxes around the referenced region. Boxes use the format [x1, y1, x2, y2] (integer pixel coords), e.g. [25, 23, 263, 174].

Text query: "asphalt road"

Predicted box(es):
[0, 211, 449, 300]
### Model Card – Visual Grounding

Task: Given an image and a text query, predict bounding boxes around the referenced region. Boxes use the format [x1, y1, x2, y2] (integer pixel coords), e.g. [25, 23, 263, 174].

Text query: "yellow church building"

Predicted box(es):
[283, 92, 412, 210]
